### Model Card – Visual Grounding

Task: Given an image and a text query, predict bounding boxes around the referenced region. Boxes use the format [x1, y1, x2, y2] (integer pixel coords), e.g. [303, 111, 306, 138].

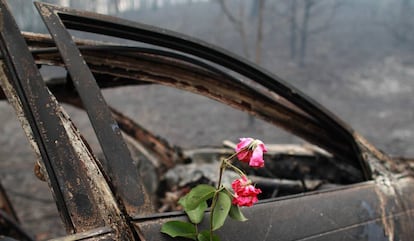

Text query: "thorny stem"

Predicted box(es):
[209, 148, 247, 241]
[210, 165, 225, 241]
[217, 160, 225, 189]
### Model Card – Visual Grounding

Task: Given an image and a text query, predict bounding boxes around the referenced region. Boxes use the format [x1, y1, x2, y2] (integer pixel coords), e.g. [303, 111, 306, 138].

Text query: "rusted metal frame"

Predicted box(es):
[0, 1, 132, 238]
[22, 30, 243, 90]
[22, 30, 213, 88]
[20, 44, 364, 178]
[7, 43, 313, 124]
[30, 46, 359, 166]
[26, 46, 317, 146]
[0, 1, 73, 230]
[0, 40, 364, 178]
[32, 2, 370, 179]
[0, 62, 130, 239]
[35, 3, 153, 218]
[81, 52, 358, 167]
[29, 45, 236, 89]
[22, 31, 110, 49]
[23, 36, 313, 126]
[0, 32, 366, 175]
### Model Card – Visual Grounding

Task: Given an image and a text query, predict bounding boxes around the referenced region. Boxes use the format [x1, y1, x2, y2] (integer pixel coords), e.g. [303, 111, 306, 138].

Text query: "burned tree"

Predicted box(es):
[217, 0, 267, 126]
[217, 0, 250, 58]
[384, 0, 414, 48]
[278, 0, 342, 67]
[217, 0, 266, 64]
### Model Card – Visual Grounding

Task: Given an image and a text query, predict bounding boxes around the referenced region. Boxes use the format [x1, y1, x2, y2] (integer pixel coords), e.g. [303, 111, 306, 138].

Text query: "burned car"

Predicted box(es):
[1, 1, 414, 240]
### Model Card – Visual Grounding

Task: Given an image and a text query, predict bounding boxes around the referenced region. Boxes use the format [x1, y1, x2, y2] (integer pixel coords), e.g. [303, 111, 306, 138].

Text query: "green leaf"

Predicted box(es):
[186, 201, 208, 224]
[160, 221, 197, 240]
[180, 184, 216, 210]
[197, 230, 220, 241]
[212, 191, 231, 231]
[228, 204, 248, 222]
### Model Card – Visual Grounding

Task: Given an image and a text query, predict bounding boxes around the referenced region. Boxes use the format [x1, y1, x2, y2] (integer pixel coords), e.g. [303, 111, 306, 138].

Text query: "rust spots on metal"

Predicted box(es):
[35, 2, 154, 219]
[38, 4, 52, 17]
[0, 2, 139, 238]
[375, 179, 396, 241]
[0, 62, 43, 166]
[34, 161, 47, 181]
[355, 132, 413, 176]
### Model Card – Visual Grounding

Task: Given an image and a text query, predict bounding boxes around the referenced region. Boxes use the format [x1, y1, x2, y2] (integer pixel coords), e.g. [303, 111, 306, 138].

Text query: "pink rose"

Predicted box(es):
[235, 138, 267, 168]
[231, 176, 262, 207]
[232, 195, 259, 207]
[231, 176, 251, 192]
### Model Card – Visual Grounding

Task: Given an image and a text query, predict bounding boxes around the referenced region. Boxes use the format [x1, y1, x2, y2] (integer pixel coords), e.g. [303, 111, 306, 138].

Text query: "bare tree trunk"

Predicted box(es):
[247, 0, 266, 127]
[111, 0, 120, 14]
[250, 0, 259, 18]
[238, 2, 249, 58]
[218, 0, 250, 58]
[255, 0, 265, 65]
[299, 0, 313, 67]
[289, 0, 298, 60]
[399, 0, 410, 44]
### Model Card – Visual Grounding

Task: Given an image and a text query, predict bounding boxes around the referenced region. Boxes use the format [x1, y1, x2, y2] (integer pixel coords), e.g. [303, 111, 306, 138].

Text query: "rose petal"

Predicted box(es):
[249, 147, 264, 168]
[235, 138, 253, 152]
[231, 176, 250, 193]
[237, 150, 251, 163]
[232, 194, 259, 207]
[258, 142, 268, 153]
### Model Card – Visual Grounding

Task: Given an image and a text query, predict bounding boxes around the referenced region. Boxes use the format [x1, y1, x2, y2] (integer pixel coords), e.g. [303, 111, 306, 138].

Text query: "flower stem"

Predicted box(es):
[224, 147, 246, 164]
[209, 190, 218, 241]
[208, 147, 248, 241]
[217, 162, 225, 189]
[210, 160, 226, 241]
[224, 161, 246, 177]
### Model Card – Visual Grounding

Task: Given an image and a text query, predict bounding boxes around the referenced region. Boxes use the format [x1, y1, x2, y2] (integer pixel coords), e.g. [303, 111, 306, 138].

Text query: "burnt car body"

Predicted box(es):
[0, 1, 413, 240]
